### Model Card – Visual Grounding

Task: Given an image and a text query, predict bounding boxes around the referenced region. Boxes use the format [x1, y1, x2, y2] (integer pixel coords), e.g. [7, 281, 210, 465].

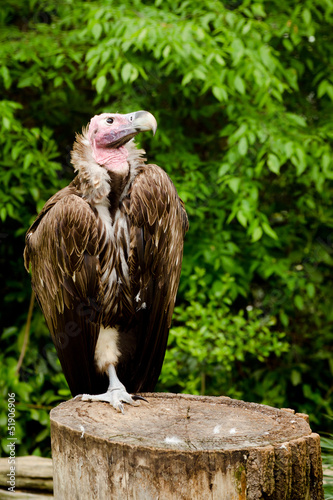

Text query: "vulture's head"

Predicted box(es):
[88, 111, 157, 148]
[86, 110, 157, 172]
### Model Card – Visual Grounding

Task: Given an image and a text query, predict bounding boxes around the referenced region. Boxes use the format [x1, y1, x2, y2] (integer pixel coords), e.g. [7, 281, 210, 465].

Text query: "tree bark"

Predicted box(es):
[50, 393, 324, 499]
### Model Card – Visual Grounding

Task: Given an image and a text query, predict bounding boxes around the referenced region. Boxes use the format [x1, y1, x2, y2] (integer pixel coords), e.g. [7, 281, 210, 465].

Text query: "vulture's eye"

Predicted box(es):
[106, 118, 114, 124]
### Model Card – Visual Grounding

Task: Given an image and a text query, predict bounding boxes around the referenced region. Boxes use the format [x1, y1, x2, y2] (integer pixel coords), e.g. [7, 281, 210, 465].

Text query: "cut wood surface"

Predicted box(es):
[0, 456, 53, 499]
[50, 393, 324, 499]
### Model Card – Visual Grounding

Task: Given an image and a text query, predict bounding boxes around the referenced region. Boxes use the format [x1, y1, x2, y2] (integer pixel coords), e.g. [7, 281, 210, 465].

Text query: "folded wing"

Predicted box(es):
[24, 191, 105, 395]
[119, 164, 189, 392]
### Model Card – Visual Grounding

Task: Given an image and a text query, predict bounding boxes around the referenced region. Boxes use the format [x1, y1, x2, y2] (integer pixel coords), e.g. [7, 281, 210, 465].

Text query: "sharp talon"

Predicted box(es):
[80, 366, 143, 413]
[132, 395, 149, 403]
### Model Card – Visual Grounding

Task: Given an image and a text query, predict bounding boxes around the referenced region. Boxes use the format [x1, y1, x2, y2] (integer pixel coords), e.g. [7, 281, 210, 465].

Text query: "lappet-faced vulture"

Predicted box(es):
[24, 111, 188, 413]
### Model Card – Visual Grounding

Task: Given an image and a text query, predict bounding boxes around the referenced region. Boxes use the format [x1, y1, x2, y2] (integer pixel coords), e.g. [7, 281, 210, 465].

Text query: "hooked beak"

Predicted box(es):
[102, 110, 157, 148]
[126, 110, 157, 136]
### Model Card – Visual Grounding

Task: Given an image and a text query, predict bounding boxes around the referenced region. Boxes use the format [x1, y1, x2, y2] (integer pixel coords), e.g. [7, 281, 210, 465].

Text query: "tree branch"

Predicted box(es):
[16, 291, 35, 375]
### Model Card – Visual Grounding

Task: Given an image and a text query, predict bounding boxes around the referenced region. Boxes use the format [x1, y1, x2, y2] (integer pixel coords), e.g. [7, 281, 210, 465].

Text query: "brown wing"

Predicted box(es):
[24, 192, 106, 396]
[120, 164, 188, 392]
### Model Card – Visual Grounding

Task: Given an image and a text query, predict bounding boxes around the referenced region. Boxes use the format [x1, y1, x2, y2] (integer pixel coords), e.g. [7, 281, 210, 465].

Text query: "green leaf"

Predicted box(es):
[163, 45, 171, 58]
[30, 187, 39, 201]
[121, 63, 133, 83]
[234, 75, 245, 94]
[279, 311, 289, 327]
[218, 164, 230, 177]
[291, 369, 301, 386]
[182, 73, 193, 86]
[238, 136, 248, 156]
[283, 39, 293, 52]
[251, 226, 263, 242]
[286, 113, 306, 127]
[262, 222, 278, 240]
[54, 76, 63, 88]
[326, 84, 333, 101]
[215, 53, 225, 66]
[92, 23, 102, 40]
[306, 283, 315, 298]
[302, 9, 311, 25]
[251, 3, 266, 17]
[322, 153, 330, 170]
[23, 153, 34, 170]
[0, 207, 6, 221]
[318, 80, 328, 98]
[284, 142, 294, 158]
[3, 117, 11, 130]
[294, 294, 304, 310]
[259, 46, 273, 70]
[96, 75, 106, 94]
[182, 71, 193, 87]
[294, 147, 307, 175]
[1, 66, 11, 89]
[212, 86, 227, 102]
[230, 39, 244, 63]
[228, 177, 241, 193]
[237, 210, 247, 227]
[58, 388, 71, 396]
[267, 154, 280, 174]
[35, 428, 50, 443]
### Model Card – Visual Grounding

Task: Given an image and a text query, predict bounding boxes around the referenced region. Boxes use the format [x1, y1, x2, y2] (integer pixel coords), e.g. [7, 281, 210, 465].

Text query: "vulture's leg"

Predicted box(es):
[82, 364, 143, 414]
[81, 326, 146, 414]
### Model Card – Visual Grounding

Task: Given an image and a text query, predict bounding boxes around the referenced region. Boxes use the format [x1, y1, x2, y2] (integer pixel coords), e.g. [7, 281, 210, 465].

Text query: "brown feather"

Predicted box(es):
[118, 163, 188, 392]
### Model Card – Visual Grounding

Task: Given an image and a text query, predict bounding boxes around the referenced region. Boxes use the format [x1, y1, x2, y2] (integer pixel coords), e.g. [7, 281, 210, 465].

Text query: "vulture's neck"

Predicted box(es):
[70, 129, 146, 210]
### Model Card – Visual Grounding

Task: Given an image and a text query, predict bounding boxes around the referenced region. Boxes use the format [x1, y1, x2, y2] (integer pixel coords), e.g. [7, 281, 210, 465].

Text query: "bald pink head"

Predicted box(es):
[87, 111, 157, 172]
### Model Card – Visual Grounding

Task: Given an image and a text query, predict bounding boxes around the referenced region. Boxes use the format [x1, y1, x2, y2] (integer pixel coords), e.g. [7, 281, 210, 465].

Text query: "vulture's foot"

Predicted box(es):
[82, 388, 140, 414]
[81, 364, 147, 414]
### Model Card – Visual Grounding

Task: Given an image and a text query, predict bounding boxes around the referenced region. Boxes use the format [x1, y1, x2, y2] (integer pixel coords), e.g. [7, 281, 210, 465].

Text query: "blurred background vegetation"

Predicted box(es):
[0, 0, 332, 477]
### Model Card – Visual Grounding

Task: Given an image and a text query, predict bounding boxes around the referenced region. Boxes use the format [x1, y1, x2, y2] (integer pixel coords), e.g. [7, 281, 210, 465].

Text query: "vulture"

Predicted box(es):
[24, 111, 188, 413]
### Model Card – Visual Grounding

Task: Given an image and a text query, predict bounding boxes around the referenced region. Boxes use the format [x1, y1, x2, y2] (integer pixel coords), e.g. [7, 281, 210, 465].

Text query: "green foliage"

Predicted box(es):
[0, 101, 64, 225]
[159, 268, 289, 396]
[0, 321, 70, 456]
[1, 0, 333, 456]
[321, 430, 333, 499]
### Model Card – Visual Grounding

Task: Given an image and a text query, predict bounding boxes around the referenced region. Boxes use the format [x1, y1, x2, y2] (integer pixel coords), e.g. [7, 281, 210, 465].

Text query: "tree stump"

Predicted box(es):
[50, 393, 323, 499]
